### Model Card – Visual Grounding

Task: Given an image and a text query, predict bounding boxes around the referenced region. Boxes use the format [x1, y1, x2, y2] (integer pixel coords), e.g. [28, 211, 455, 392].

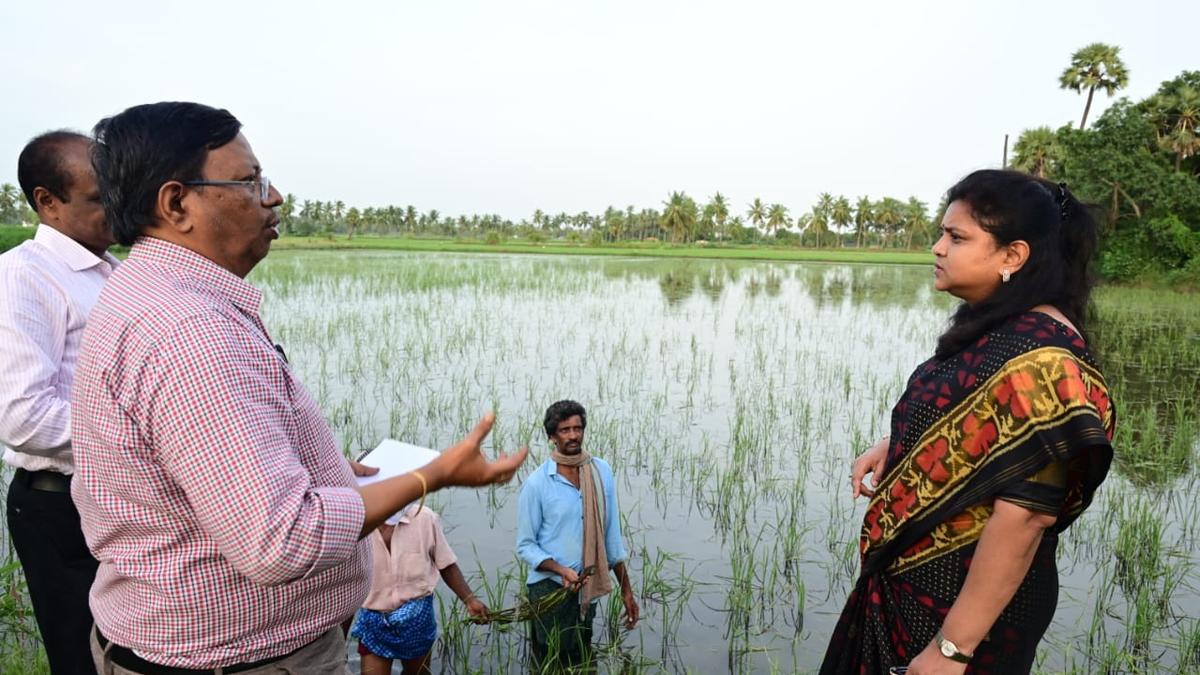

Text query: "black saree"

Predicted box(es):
[820, 312, 1115, 675]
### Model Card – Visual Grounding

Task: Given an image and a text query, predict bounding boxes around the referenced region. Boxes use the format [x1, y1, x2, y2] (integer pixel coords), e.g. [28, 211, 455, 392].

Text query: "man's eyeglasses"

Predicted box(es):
[182, 175, 272, 203]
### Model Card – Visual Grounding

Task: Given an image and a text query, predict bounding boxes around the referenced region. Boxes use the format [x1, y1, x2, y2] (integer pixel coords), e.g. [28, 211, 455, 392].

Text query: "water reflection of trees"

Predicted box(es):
[1092, 302, 1200, 487]
[602, 258, 946, 312]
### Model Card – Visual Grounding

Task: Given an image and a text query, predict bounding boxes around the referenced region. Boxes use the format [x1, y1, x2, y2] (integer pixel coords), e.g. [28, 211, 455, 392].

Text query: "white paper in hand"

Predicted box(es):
[355, 439, 441, 488]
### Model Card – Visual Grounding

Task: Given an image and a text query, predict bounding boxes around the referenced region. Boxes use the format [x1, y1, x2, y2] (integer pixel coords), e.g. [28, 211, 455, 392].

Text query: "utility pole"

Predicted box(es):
[1003, 133, 1009, 169]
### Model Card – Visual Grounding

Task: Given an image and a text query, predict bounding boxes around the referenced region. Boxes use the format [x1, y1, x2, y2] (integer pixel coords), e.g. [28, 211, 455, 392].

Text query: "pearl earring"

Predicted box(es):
[1001, 269, 1011, 283]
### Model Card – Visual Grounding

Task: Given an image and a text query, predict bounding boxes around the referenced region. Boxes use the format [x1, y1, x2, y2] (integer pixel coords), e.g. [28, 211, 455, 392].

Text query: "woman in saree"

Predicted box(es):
[820, 170, 1116, 675]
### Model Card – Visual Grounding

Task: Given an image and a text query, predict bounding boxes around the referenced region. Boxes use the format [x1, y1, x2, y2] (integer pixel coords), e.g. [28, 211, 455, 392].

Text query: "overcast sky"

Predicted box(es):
[1, 0, 1195, 221]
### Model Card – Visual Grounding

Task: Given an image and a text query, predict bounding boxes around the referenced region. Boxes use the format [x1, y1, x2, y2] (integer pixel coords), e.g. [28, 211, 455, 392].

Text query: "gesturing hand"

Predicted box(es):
[433, 412, 528, 489]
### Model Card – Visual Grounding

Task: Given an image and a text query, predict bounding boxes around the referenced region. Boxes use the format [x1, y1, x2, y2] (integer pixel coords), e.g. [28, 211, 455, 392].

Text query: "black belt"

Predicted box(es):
[14, 468, 71, 493]
[95, 629, 300, 675]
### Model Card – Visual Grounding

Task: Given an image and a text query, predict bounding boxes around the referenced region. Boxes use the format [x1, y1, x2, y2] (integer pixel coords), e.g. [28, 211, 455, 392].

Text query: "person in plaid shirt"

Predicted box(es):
[71, 101, 527, 674]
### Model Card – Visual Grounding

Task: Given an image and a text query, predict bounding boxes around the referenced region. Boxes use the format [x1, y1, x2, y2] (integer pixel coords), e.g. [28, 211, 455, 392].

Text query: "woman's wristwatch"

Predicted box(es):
[934, 630, 973, 663]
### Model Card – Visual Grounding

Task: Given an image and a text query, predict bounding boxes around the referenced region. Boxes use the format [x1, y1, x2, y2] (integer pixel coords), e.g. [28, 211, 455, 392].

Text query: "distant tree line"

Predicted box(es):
[3, 43, 1195, 284]
[272, 191, 937, 249]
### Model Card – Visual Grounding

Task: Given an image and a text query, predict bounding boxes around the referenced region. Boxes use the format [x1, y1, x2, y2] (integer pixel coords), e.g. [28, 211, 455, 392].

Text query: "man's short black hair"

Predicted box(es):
[17, 130, 90, 211]
[91, 102, 242, 246]
[543, 400, 587, 437]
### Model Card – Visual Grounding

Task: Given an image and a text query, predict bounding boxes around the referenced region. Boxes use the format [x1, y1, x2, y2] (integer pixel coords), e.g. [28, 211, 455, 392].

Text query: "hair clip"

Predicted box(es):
[1056, 182, 1071, 220]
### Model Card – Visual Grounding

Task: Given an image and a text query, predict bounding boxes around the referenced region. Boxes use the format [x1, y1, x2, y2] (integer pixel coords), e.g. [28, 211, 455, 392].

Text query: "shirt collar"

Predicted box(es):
[128, 236, 263, 317]
[544, 458, 581, 486]
[34, 224, 119, 272]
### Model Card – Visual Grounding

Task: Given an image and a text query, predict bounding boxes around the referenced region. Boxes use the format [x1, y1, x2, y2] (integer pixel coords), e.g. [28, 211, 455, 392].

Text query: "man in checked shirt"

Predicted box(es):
[71, 101, 527, 674]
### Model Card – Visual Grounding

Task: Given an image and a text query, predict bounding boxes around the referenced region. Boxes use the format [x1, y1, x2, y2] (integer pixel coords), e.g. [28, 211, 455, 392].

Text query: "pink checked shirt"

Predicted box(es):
[71, 237, 371, 669]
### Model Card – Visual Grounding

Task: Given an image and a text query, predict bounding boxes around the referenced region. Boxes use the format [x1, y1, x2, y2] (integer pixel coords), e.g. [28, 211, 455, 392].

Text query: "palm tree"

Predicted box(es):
[1, 183, 24, 224]
[831, 196, 852, 247]
[1059, 43, 1129, 129]
[708, 192, 730, 239]
[809, 193, 835, 247]
[661, 191, 698, 244]
[766, 203, 790, 238]
[1146, 81, 1200, 172]
[808, 204, 830, 248]
[793, 213, 812, 247]
[278, 193, 297, 234]
[853, 196, 873, 248]
[1011, 126, 1063, 178]
[603, 206, 623, 242]
[727, 215, 746, 240]
[404, 205, 418, 232]
[903, 197, 929, 249]
[873, 198, 904, 248]
[747, 198, 767, 231]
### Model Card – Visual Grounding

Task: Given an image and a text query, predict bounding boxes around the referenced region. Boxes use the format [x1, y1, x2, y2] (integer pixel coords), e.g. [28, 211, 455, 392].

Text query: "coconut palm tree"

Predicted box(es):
[708, 192, 730, 239]
[661, 191, 698, 243]
[831, 196, 852, 247]
[1059, 43, 1129, 129]
[747, 198, 767, 231]
[766, 203, 790, 238]
[903, 197, 930, 249]
[808, 193, 835, 248]
[278, 193, 297, 234]
[1, 183, 25, 224]
[853, 196, 873, 248]
[1011, 126, 1063, 178]
[873, 197, 904, 248]
[1146, 79, 1200, 172]
[807, 205, 830, 248]
[794, 213, 811, 231]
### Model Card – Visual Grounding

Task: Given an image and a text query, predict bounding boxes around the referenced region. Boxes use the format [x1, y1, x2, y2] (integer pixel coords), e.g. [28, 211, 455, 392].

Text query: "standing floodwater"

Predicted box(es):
[244, 251, 1199, 674]
[246, 249, 1200, 667]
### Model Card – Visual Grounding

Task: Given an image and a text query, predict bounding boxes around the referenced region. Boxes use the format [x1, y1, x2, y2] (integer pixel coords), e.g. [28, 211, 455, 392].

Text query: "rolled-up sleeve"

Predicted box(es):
[141, 314, 364, 586]
[516, 476, 553, 569]
[0, 265, 71, 456]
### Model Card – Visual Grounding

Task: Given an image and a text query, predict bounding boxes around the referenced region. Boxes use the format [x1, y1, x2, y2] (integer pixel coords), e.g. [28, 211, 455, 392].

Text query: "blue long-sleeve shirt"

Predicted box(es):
[516, 457, 628, 588]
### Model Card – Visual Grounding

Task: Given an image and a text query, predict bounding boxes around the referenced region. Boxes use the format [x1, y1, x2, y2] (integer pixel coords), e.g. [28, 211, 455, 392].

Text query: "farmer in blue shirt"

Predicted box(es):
[516, 400, 639, 668]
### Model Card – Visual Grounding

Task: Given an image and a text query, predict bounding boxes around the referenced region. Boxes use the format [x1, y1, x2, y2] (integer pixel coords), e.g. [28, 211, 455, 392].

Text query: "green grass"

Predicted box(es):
[270, 234, 933, 265]
[0, 225, 35, 253]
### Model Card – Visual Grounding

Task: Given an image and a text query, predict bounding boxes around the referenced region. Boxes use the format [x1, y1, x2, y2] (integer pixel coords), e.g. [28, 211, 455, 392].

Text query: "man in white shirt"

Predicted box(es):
[2, 130, 117, 674]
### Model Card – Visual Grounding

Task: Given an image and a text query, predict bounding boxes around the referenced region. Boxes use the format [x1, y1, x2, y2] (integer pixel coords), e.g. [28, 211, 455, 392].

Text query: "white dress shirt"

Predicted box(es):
[0, 224, 118, 474]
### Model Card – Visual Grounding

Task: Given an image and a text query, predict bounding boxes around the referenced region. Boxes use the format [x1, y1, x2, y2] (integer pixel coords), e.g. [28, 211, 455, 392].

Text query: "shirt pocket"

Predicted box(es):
[544, 492, 582, 529]
[395, 551, 433, 595]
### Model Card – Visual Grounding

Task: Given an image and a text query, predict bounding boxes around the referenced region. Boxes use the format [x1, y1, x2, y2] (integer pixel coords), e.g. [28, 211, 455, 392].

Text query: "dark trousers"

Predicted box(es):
[6, 470, 100, 675]
[528, 579, 597, 671]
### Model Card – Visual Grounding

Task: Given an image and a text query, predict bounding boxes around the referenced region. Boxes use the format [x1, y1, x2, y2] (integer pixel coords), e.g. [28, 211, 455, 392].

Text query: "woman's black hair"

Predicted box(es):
[91, 102, 242, 246]
[935, 169, 1100, 360]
